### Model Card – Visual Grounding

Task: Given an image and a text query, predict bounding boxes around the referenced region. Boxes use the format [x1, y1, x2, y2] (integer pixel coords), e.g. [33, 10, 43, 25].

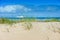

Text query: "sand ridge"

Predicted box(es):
[0, 22, 60, 40]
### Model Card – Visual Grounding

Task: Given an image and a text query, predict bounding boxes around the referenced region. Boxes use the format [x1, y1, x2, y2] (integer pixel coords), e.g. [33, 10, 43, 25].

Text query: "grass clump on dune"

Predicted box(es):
[0, 18, 33, 31]
[0, 18, 18, 32]
[45, 18, 60, 22]
[19, 17, 38, 22]
[20, 17, 34, 30]
[22, 22, 32, 30]
[0, 18, 17, 24]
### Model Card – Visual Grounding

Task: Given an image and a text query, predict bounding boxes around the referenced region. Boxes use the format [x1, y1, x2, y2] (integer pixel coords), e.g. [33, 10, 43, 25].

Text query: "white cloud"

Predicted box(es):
[0, 5, 31, 12]
[17, 15, 24, 18]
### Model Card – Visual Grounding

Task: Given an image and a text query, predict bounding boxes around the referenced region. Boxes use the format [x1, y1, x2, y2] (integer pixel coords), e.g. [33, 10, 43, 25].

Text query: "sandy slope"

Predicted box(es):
[0, 22, 60, 40]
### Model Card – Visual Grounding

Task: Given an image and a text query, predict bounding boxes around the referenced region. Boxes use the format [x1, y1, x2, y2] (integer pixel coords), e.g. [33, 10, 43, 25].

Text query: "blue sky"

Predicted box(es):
[0, 0, 60, 18]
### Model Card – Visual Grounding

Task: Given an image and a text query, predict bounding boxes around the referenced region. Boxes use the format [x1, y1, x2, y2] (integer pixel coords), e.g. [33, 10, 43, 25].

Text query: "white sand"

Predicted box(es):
[0, 22, 60, 40]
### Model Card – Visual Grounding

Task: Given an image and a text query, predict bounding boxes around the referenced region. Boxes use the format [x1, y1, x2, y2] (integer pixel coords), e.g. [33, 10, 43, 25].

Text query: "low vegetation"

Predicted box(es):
[0, 18, 60, 24]
[19, 17, 38, 22]
[45, 18, 60, 22]
[0, 18, 60, 32]
[22, 22, 32, 30]
[0, 18, 17, 24]
[0, 18, 34, 31]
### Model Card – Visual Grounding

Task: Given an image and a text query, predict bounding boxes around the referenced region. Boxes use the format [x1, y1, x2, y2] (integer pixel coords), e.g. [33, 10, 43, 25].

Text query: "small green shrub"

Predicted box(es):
[45, 19, 60, 22]
[22, 22, 32, 30]
[0, 18, 17, 25]
[20, 17, 38, 22]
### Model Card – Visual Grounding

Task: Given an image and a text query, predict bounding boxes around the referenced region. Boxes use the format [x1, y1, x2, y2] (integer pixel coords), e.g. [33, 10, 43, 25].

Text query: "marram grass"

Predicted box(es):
[44, 18, 60, 22]
[0, 18, 60, 32]
[0, 18, 60, 25]
[22, 22, 32, 30]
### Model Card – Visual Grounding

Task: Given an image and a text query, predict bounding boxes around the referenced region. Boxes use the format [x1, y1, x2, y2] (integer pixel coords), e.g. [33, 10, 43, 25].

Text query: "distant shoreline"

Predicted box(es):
[0, 17, 60, 19]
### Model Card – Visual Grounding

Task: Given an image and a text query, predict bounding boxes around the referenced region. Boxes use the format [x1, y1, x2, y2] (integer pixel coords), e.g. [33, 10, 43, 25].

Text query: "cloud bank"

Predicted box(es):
[0, 5, 31, 12]
[0, 5, 60, 13]
[0, 5, 60, 17]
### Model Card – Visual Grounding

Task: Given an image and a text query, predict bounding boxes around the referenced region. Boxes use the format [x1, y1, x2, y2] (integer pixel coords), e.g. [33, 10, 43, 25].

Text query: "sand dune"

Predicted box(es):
[0, 22, 60, 40]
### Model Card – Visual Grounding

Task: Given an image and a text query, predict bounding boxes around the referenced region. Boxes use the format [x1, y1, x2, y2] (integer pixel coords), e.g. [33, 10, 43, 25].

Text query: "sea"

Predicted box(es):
[1, 17, 60, 21]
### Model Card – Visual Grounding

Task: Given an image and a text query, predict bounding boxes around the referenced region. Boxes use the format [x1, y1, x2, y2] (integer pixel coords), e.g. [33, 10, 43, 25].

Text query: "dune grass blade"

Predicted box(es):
[22, 22, 32, 30]
[45, 18, 60, 22]
[19, 17, 38, 22]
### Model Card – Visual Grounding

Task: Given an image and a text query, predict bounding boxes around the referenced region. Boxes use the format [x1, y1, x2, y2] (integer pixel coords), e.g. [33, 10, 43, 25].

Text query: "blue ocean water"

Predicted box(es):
[2, 17, 60, 21]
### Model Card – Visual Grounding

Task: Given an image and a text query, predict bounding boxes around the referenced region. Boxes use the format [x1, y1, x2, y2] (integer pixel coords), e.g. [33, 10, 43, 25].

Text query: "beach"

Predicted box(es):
[0, 22, 60, 40]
